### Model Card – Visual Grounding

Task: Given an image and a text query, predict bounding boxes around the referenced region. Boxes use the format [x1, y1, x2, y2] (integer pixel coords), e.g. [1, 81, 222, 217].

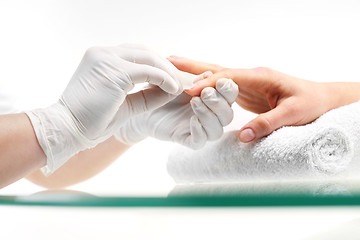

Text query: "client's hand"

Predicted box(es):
[168, 56, 349, 143]
[115, 72, 239, 149]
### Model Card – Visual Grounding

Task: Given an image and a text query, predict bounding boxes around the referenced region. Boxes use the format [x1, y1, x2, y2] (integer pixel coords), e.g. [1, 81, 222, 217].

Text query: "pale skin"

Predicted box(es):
[3, 57, 360, 189]
[26, 136, 130, 189]
[0, 113, 46, 188]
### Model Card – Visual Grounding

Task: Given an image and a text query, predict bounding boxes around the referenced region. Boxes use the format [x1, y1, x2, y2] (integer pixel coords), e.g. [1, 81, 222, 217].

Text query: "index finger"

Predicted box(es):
[168, 56, 223, 75]
[185, 67, 276, 97]
[185, 71, 233, 96]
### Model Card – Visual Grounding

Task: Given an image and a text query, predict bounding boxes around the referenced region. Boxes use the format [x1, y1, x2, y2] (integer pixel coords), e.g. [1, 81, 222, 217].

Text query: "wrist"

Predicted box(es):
[26, 102, 94, 175]
[323, 82, 360, 110]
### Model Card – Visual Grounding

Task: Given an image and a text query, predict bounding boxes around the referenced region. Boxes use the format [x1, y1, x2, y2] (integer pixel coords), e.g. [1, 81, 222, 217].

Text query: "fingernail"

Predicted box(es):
[239, 128, 255, 142]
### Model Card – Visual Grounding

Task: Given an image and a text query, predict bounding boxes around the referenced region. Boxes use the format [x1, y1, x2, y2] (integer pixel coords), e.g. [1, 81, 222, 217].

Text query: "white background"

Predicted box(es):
[1, 0, 360, 239]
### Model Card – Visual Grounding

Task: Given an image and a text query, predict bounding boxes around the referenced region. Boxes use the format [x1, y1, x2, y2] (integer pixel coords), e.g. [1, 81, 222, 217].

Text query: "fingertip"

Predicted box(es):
[185, 86, 202, 97]
[187, 80, 211, 97]
[184, 89, 195, 96]
[238, 128, 256, 143]
[160, 81, 180, 94]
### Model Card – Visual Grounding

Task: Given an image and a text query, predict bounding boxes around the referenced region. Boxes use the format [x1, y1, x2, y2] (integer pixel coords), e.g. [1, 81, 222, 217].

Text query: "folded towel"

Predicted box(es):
[167, 100, 360, 183]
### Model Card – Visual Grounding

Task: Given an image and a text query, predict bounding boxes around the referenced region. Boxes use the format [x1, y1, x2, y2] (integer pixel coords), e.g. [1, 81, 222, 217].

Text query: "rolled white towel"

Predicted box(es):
[167, 100, 360, 183]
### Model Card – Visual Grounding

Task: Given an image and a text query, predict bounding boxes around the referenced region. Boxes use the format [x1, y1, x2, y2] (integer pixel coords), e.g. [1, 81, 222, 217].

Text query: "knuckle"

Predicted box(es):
[252, 67, 280, 83]
[283, 103, 305, 125]
[257, 114, 273, 135]
[252, 67, 279, 84]
[252, 67, 275, 80]
[85, 46, 102, 57]
[84, 46, 108, 64]
[144, 54, 157, 66]
[212, 63, 224, 72]
[221, 68, 236, 79]
[285, 104, 298, 117]
[253, 66, 272, 74]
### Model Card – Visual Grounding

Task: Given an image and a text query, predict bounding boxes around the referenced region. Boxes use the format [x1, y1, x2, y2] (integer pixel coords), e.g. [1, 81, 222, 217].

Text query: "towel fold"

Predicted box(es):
[167, 100, 360, 183]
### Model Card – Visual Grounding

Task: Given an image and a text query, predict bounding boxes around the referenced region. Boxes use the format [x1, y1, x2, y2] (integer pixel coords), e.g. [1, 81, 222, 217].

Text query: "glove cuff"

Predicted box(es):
[26, 102, 95, 176]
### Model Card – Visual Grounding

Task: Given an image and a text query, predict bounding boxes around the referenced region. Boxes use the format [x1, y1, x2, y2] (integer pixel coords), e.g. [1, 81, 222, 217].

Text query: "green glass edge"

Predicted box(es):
[1, 195, 360, 207]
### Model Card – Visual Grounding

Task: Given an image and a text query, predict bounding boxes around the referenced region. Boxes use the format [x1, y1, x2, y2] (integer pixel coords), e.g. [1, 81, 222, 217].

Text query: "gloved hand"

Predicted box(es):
[115, 73, 239, 149]
[26, 44, 182, 175]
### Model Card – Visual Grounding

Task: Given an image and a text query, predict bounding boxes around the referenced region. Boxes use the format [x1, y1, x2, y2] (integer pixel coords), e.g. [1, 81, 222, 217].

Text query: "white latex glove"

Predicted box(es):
[115, 73, 239, 149]
[26, 44, 182, 175]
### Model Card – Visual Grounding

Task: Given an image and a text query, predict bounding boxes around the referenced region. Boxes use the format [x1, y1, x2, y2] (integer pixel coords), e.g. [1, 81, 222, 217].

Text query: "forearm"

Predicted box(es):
[0, 113, 46, 188]
[26, 136, 131, 189]
[325, 82, 360, 109]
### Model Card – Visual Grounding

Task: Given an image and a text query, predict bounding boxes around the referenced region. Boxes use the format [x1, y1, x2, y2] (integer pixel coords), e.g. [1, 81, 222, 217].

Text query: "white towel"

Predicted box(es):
[167, 100, 360, 183]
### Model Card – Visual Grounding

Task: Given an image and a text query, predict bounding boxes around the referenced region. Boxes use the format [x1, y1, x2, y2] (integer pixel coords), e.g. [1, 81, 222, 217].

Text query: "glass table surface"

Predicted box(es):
[2, 178, 360, 207]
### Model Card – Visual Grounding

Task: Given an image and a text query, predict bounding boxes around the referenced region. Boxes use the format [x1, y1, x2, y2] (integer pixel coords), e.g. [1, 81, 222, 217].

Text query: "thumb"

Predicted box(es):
[238, 104, 295, 143]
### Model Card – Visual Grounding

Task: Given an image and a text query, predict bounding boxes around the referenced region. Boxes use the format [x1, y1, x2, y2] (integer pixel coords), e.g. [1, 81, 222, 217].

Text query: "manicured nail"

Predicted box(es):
[239, 128, 255, 142]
